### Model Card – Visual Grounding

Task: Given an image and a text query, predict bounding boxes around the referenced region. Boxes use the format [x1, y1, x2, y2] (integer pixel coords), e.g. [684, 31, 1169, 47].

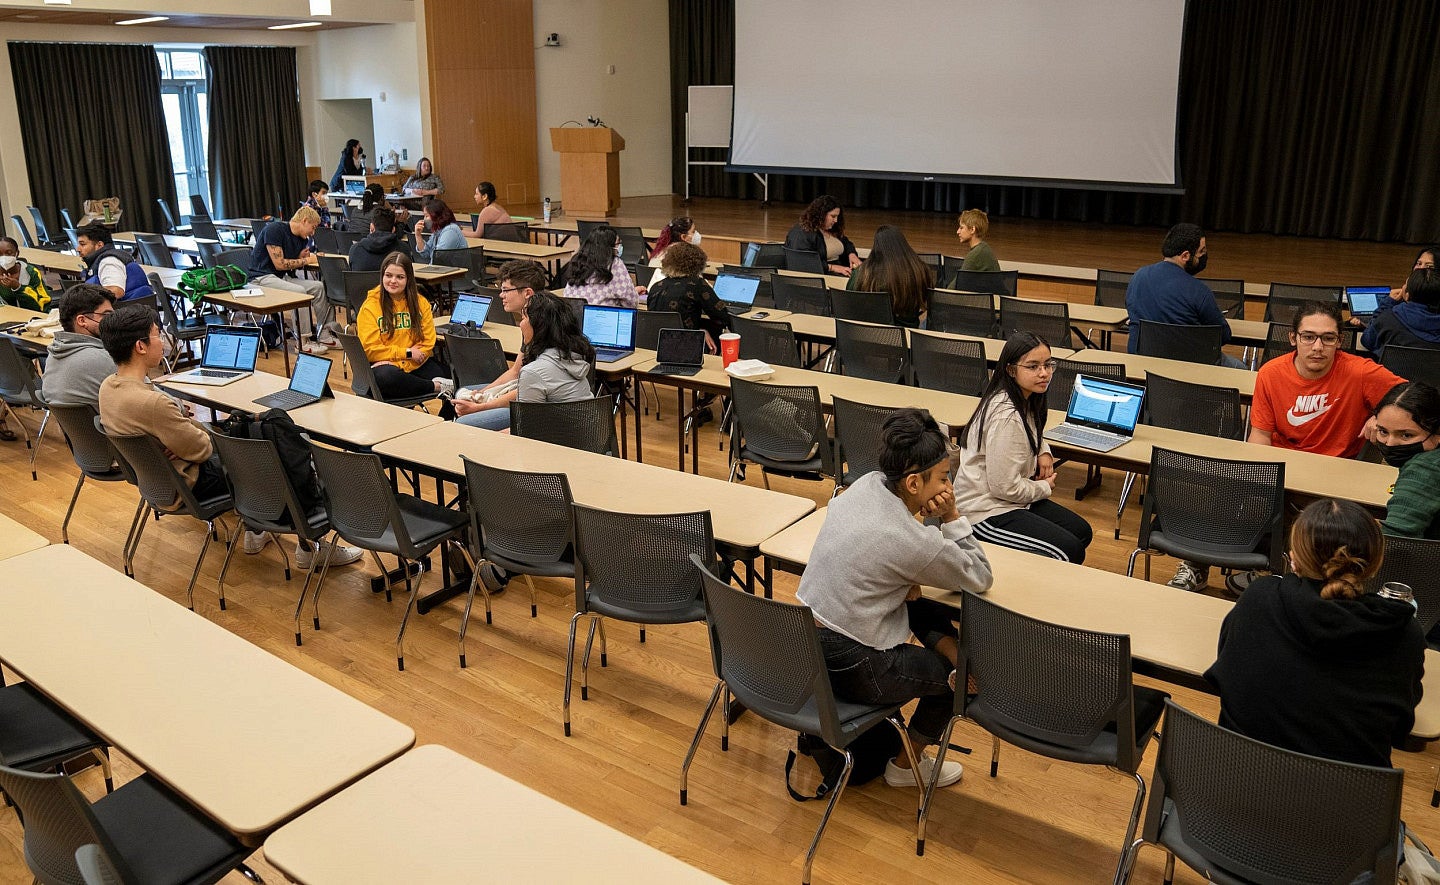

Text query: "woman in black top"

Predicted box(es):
[784, 195, 860, 276]
[645, 242, 730, 352]
[1204, 498, 1425, 767]
[328, 138, 364, 191]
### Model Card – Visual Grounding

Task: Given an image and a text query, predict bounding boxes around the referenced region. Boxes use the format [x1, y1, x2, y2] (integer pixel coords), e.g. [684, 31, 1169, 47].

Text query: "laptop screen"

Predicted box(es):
[290, 352, 332, 396]
[583, 305, 637, 349]
[342, 176, 367, 195]
[714, 273, 761, 307]
[201, 327, 261, 370]
[741, 242, 761, 267]
[450, 293, 491, 326]
[1067, 375, 1145, 434]
[656, 328, 706, 365]
[1345, 286, 1389, 315]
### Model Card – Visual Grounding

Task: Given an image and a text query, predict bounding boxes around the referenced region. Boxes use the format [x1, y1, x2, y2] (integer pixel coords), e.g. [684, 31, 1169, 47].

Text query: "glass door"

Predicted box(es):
[157, 49, 210, 221]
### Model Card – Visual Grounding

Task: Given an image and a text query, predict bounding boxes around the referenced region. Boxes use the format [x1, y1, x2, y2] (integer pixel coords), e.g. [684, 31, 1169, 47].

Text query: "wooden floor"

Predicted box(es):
[2, 204, 1436, 884]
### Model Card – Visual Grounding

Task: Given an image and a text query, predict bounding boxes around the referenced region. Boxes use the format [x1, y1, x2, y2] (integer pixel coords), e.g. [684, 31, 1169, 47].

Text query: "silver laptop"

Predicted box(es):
[341, 175, 368, 196]
[583, 304, 637, 363]
[650, 328, 707, 377]
[168, 326, 262, 386]
[253, 352, 333, 411]
[714, 272, 762, 315]
[1345, 285, 1390, 320]
[1043, 374, 1146, 453]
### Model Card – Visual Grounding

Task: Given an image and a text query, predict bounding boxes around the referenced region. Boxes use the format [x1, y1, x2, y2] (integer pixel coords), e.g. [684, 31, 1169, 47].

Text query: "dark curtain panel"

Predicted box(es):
[8, 42, 175, 235]
[670, 0, 1440, 244]
[204, 46, 307, 221]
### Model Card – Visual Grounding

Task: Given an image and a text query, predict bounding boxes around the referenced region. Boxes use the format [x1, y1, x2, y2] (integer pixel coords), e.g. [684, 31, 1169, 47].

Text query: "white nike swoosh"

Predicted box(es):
[1286, 405, 1332, 426]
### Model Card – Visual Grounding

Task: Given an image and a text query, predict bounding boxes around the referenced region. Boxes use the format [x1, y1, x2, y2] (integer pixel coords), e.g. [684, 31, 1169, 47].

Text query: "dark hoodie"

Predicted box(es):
[1361, 299, 1440, 359]
[1205, 574, 1424, 767]
[347, 230, 414, 273]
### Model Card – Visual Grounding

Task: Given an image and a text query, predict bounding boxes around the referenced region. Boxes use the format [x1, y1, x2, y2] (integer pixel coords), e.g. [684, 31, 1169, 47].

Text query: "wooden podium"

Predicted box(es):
[550, 127, 624, 215]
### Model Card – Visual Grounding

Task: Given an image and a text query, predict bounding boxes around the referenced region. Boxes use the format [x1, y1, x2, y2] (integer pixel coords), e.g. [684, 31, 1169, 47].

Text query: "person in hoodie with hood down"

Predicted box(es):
[347, 205, 414, 273]
[1205, 498, 1425, 768]
[41, 283, 116, 408]
[1362, 265, 1440, 361]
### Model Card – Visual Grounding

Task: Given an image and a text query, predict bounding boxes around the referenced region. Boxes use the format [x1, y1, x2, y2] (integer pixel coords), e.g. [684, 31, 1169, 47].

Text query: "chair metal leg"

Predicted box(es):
[394, 557, 423, 671]
[184, 519, 218, 610]
[299, 533, 340, 645]
[61, 474, 85, 544]
[122, 499, 147, 577]
[1114, 471, 1137, 539]
[523, 574, 538, 617]
[28, 408, 49, 480]
[680, 681, 725, 805]
[453, 542, 484, 669]
[720, 685, 731, 750]
[580, 617, 601, 700]
[563, 610, 588, 736]
[1432, 766, 1440, 807]
[215, 521, 244, 611]
[1111, 772, 1147, 885]
[91, 747, 113, 793]
[917, 717, 960, 856]
[1162, 849, 1175, 885]
[1125, 547, 1146, 578]
[802, 749, 855, 885]
[989, 734, 1001, 777]
[237, 863, 265, 883]
[598, 617, 608, 666]
[1116, 838, 1145, 885]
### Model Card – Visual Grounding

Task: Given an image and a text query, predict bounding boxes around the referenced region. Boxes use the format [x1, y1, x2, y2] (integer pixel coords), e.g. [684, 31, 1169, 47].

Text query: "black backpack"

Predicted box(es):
[784, 725, 902, 802]
[215, 408, 323, 516]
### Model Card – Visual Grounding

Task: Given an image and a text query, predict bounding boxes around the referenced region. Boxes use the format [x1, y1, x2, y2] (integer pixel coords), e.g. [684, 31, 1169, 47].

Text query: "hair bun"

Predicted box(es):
[1319, 545, 1368, 600]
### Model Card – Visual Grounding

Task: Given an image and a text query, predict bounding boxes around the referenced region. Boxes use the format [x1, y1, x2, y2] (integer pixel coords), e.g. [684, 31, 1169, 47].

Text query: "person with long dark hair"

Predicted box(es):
[1373, 381, 1440, 539]
[328, 138, 364, 191]
[649, 216, 700, 259]
[784, 195, 860, 276]
[953, 331, 1093, 562]
[516, 291, 596, 404]
[471, 181, 512, 232]
[346, 184, 386, 233]
[356, 252, 452, 411]
[848, 224, 933, 327]
[563, 225, 640, 307]
[412, 198, 469, 262]
[402, 157, 445, 197]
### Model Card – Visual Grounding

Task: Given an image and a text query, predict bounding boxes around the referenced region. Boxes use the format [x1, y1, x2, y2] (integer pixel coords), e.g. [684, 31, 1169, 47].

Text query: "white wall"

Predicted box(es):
[533, 0, 672, 200]
[312, 23, 424, 172]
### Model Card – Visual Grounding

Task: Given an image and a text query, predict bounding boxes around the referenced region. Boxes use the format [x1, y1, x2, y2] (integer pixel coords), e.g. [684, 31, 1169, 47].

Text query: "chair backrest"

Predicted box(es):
[612, 226, 647, 267]
[49, 402, 121, 479]
[132, 233, 175, 269]
[998, 296, 1071, 347]
[210, 432, 314, 537]
[635, 309, 680, 351]
[926, 288, 996, 337]
[0, 765, 134, 884]
[1264, 282, 1343, 324]
[730, 314, 800, 368]
[9, 214, 36, 247]
[832, 396, 896, 487]
[1368, 534, 1440, 636]
[215, 247, 251, 272]
[574, 219, 609, 241]
[1143, 372, 1244, 440]
[1203, 277, 1247, 319]
[1132, 319, 1224, 365]
[317, 254, 349, 308]
[561, 296, 587, 330]
[61, 208, 78, 231]
[1260, 321, 1357, 366]
[746, 242, 786, 269]
[833, 319, 908, 383]
[914, 252, 943, 281]
[634, 263, 659, 290]
[483, 288, 515, 326]
[75, 843, 124, 885]
[1094, 269, 1133, 308]
[461, 456, 575, 566]
[829, 288, 896, 325]
[1143, 700, 1403, 885]
[482, 221, 529, 243]
[510, 395, 617, 456]
[770, 274, 831, 316]
[26, 205, 54, 242]
[910, 330, 987, 395]
[154, 198, 180, 235]
[250, 218, 268, 239]
[337, 332, 381, 398]
[434, 246, 487, 291]
[312, 227, 341, 255]
[1046, 357, 1128, 412]
[959, 591, 1144, 769]
[729, 377, 833, 475]
[949, 268, 1018, 296]
[343, 270, 381, 314]
[310, 444, 417, 552]
[1137, 447, 1286, 572]
[103, 429, 209, 514]
[782, 246, 826, 274]
[1381, 344, 1440, 389]
[447, 333, 509, 389]
[189, 217, 219, 241]
[572, 504, 714, 616]
[195, 240, 226, 268]
[0, 336, 43, 403]
[189, 194, 211, 218]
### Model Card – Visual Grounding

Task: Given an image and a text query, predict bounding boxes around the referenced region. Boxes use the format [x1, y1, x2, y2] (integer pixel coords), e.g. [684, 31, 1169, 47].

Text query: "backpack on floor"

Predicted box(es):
[784, 725, 901, 802]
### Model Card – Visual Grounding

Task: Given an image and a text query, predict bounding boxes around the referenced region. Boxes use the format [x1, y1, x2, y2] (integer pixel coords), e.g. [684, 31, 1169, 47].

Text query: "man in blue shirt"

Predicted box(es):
[248, 206, 335, 354]
[1124, 223, 1246, 368]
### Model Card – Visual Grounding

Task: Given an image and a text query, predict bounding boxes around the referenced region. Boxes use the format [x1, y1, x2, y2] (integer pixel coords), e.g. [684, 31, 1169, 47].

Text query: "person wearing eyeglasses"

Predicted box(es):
[953, 331, 1094, 563]
[452, 260, 545, 430]
[41, 283, 116, 409]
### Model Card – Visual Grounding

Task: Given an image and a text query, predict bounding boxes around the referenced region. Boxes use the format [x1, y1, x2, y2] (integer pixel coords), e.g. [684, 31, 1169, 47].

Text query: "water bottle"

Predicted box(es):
[543, 197, 552, 224]
[1378, 581, 1418, 614]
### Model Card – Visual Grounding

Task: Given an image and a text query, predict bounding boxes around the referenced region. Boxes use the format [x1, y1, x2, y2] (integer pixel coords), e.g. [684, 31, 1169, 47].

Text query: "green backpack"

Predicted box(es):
[177, 264, 248, 305]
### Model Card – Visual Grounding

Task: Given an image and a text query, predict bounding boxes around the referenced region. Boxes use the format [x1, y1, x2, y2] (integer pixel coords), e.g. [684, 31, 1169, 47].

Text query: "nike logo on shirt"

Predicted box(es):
[1287, 393, 1332, 426]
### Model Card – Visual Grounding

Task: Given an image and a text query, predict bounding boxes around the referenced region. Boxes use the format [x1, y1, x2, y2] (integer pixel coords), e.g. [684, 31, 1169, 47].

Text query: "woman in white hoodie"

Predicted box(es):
[953, 331, 1093, 563]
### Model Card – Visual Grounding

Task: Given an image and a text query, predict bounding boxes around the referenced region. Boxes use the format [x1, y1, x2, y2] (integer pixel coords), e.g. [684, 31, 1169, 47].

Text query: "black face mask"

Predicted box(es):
[1376, 440, 1428, 467]
[1185, 253, 1208, 276]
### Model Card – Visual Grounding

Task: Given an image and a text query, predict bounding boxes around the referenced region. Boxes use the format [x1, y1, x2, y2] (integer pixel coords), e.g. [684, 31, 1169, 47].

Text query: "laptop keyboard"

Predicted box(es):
[195, 369, 241, 378]
[651, 363, 702, 376]
[256, 389, 318, 409]
[1046, 424, 1125, 449]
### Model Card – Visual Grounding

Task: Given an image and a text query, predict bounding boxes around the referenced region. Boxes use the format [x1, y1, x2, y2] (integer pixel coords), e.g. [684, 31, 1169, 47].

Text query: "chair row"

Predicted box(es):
[1096, 268, 1382, 326]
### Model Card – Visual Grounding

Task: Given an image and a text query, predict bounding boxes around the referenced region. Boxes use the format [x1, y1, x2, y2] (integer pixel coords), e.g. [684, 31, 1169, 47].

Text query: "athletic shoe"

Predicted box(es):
[302, 340, 329, 355]
[436, 378, 456, 398]
[243, 530, 273, 555]
[1225, 570, 1260, 597]
[479, 563, 509, 595]
[1166, 560, 1209, 592]
[295, 540, 364, 570]
[323, 321, 345, 338]
[316, 331, 341, 348]
[885, 755, 963, 789]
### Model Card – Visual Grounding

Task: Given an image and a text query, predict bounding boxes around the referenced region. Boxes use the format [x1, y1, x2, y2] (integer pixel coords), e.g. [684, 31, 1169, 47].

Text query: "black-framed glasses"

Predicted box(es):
[1295, 332, 1341, 347]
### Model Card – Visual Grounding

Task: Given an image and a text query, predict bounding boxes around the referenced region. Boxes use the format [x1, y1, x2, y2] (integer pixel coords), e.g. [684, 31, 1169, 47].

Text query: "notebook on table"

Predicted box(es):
[1345, 285, 1390, 319]
[1042, 374, 1146, 453]
[168, 326, 262, 386]
[650, 328, 706, 377]
[444, 293, 492, 335]
[253, 352, 334, 411]
[714, 272, 762, 315]
[582, 305, 637, 363]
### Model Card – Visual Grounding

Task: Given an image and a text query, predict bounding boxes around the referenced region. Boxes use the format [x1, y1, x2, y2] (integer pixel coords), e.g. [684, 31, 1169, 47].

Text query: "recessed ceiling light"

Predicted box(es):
[117, 15, 169, 25]
[268, 21, 322, 30]
[310, 0, 332, 15]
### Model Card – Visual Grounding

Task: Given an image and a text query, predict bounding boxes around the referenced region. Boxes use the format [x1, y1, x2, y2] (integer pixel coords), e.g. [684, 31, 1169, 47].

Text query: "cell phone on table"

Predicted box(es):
[751, 311, 769, 319]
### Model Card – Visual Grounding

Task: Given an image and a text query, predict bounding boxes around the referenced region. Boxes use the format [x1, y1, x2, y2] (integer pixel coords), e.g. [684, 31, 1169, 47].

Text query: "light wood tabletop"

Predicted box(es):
[0, 303, 51, 346]
[0, 545, 415, 842]
[0, 511, 48, 560]
[462, 236, 571, 260]
[264, 744, 722, 884]
[19, 246, 86, 274]
[1066, 348, 1257, 400]
[113, 231, 222, 255]
[778, 312, 1072, 364]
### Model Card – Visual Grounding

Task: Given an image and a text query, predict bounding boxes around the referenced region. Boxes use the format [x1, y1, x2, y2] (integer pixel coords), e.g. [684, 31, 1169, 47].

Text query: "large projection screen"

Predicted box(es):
[729, 0, 1188, 191]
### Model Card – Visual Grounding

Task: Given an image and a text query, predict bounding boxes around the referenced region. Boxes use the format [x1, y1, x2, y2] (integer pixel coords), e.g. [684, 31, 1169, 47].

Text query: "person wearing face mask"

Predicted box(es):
[562, 226, 640, 308]
[1374, 381, 1440, 539]
[0, 251, 49, 312]
[648, 216, 701, 260]
[1124, 223, 1245, 368]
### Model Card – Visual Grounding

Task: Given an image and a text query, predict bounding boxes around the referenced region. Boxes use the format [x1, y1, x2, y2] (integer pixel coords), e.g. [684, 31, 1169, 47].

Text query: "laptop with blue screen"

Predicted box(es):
[714, 272, 762, 314]
[445, 293, 491, 334]
[253, 352, 334, 411]
[583, 305, 637, 363]
[1042, 374, 1146, 453]
[169, 326, 262, 386]
[1345, 285, 1390, 320]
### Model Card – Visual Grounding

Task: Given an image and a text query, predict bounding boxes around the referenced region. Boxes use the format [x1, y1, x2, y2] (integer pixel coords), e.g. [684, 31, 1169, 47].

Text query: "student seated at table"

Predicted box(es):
[1204, 498, 1424, 768]
[402, 157, 445, 197]
[563, 226, 641, 308]
[784, 195, 860, 277]
[348, 206, 413, 274]
[847, 224, 933, 328]
[452, 260, 544, 430]
[41, 283, 114, 408]
[302, 179, 335, 228]
[471, 181, 512, 232]
[1361, 267, 1440, 359]
[356, 252, 453, 415]
[648, 215, 700, 260]
[0, 237, 50, 312]
[954, 208, 1000, 274]
[954, 332, 1093, 564]
[412, 198, 469, 263]
[1374, 381, 1440, 539]
[798, 407, 993, 788]
[346, 184, 387, 234]
[75, 222, 153, 303]
[249, 207, 336, 354]
[645, 242, 730, 352]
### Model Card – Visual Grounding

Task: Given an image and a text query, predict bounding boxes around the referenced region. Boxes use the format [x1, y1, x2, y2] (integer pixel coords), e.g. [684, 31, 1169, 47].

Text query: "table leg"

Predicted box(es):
[691, 396, 699, 474]
[281, 309, 297, 376]
[617, 384, 629, 460]
[632, 378, 644, 464]
[676, 388, 686, 472]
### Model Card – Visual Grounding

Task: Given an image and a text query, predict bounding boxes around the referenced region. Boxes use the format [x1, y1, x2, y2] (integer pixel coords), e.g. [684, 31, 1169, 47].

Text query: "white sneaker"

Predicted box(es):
[323, 321, 345, 338]
[243, 530, 273, 555]
[435, 378, 456, 398]
[302, 340, 329, 355]
[885, 755, 963, 789]
[1166, 560, 1210, 592]
[317, 332, 341, 347]
[295, 540, 364, 570]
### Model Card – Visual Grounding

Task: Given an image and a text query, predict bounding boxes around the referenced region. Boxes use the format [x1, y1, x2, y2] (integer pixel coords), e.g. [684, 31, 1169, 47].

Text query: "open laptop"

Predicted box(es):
[583, 304, 637, 363]
[444, 292, 491, 334]
[714, 271, 762, 315]
[168, 326, 262, 386]
[253, 352, 334, 411]
[1346, 285, 1390, 320]
[341, 175, 368, 196]
[650, 328, 706, 377]
[1042, 374, 1146, 453]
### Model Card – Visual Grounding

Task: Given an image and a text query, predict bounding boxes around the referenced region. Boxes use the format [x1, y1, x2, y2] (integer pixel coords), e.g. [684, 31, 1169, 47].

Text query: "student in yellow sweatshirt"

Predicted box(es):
[356, 251, 453, 414]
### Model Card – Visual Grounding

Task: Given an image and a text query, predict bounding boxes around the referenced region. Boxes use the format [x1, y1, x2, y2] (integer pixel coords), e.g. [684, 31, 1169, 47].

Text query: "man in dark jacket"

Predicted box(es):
[347, 206, 413, 273]
[1361, 267, 1440, 360]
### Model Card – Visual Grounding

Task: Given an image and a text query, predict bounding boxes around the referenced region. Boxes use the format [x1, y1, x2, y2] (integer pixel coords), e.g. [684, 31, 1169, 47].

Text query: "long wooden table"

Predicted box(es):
[113, 231, 222, 256]
[0, 545, 415, 844]
[0, 511, 48, 560]
[463, 236, 572, 277]
[264, 744, 722, 884]
[1066, 348, 1258, 401]
[0, 303, 51, 354]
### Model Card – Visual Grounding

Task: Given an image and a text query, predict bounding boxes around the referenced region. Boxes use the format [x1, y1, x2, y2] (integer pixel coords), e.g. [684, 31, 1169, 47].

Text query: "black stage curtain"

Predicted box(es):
[8, 42, 175, 235]
[669, 0, 1440, 244]
[204, 46, 307, 221]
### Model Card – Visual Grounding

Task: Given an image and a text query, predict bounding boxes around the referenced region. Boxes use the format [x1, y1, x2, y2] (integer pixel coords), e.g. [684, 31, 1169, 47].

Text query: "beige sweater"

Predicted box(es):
[952, 395, 1053, 524]
[98, 374, 213, 491]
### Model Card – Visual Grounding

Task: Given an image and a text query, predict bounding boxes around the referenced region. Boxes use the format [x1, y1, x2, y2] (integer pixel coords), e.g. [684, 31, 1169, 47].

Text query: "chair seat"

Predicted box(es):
[1145, 531, 1273, 571]
[340, 495, 468, 557]
[731, 690, 903, 751]
[586, 592, 706, 625]
[485, 551, 574, 580]
[1154, 803, 1252, 885]
[1, 391, 42, 408]
[0, 683, 103, 769]
[241, 505, 331, 539]
[738, 446, 827, 478]
[968, 685, 1168, 769]
[92, 773, 251, 885]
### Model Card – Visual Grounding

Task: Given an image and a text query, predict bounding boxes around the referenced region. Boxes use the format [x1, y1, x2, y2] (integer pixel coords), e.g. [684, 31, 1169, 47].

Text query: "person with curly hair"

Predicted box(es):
[645, 242, 730, 352]
[784, 195, 860, 276]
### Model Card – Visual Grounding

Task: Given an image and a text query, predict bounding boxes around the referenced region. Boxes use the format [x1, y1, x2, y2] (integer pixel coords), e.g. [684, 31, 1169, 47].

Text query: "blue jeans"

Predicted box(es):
[456, 406, 511, 431]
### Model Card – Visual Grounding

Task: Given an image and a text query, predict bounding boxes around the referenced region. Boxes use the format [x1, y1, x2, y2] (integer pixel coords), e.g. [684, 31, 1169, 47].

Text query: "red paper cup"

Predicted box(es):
[720, 332, 740, 367]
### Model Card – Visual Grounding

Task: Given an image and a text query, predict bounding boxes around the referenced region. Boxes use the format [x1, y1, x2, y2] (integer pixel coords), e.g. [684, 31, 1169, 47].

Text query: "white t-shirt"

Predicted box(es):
[96, 255, 127, 291]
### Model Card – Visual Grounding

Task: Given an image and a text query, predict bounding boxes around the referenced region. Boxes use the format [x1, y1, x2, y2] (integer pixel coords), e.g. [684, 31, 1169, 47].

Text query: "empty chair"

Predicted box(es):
[998, 296, 1071, 348]
[833, 319, 908, 383]
[727, 377, 834, 486]
[909, 330, 987, 395]
[730, 314, 801, 368]
[1203, 277, 1247, 318]
[771, 274, 831, 316]
[60, 207, 79, 232]
[189, 193, 212, 218]
[565, 505, 714, 735]
[1381, 344, 1440, 389]
[447, 332, 509, 389]
[8, 214, 36, 248]
[831, 395, 897, 488]
[1047, 357, 1127, 412]
[482, 221, 528, 242]
[0, 337, 52, 480]
[316, 254, 351, 329]
[782, 246, 826, 274]
[635, 309, 681, 351]
[1118, 701, 1403, 885]
[1132, 319, 1225, 365]
[250, 218, 268, 239]
[312, 227, 341, 255]
[48, 403, 131, 544]
[948, 268, 1018, 297]
[917, 591, 1167, 882]
[131, 233, 175, 269]
[434, 245, 487, 291]
[1094, 269, 1134, 308]
[1264, 281, 1343, 324]
[309, 445, 479, 669]
[0, 682, 112, 795]
[155, 197, 187, 235]
[213, 247, 251, 271]
[25, 205, 66, 248]
[511, 395, 618, 456]
[680, 556, 918, 885]
[829, 288, 895, 325]
[926, 289, 996, 337]
[195, 240, 227, 268]
[188, 216, 220, 241]
[744, 241, 786, 268]
[462, 457, 577, 620]
[152, 272, 222, 368]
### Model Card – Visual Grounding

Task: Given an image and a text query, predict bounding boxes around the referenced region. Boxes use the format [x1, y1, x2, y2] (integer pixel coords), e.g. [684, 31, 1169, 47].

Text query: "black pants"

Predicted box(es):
[973, 499, 1093, 564]
[372, 359, 450, 401]
[190, 453, 228, 503]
